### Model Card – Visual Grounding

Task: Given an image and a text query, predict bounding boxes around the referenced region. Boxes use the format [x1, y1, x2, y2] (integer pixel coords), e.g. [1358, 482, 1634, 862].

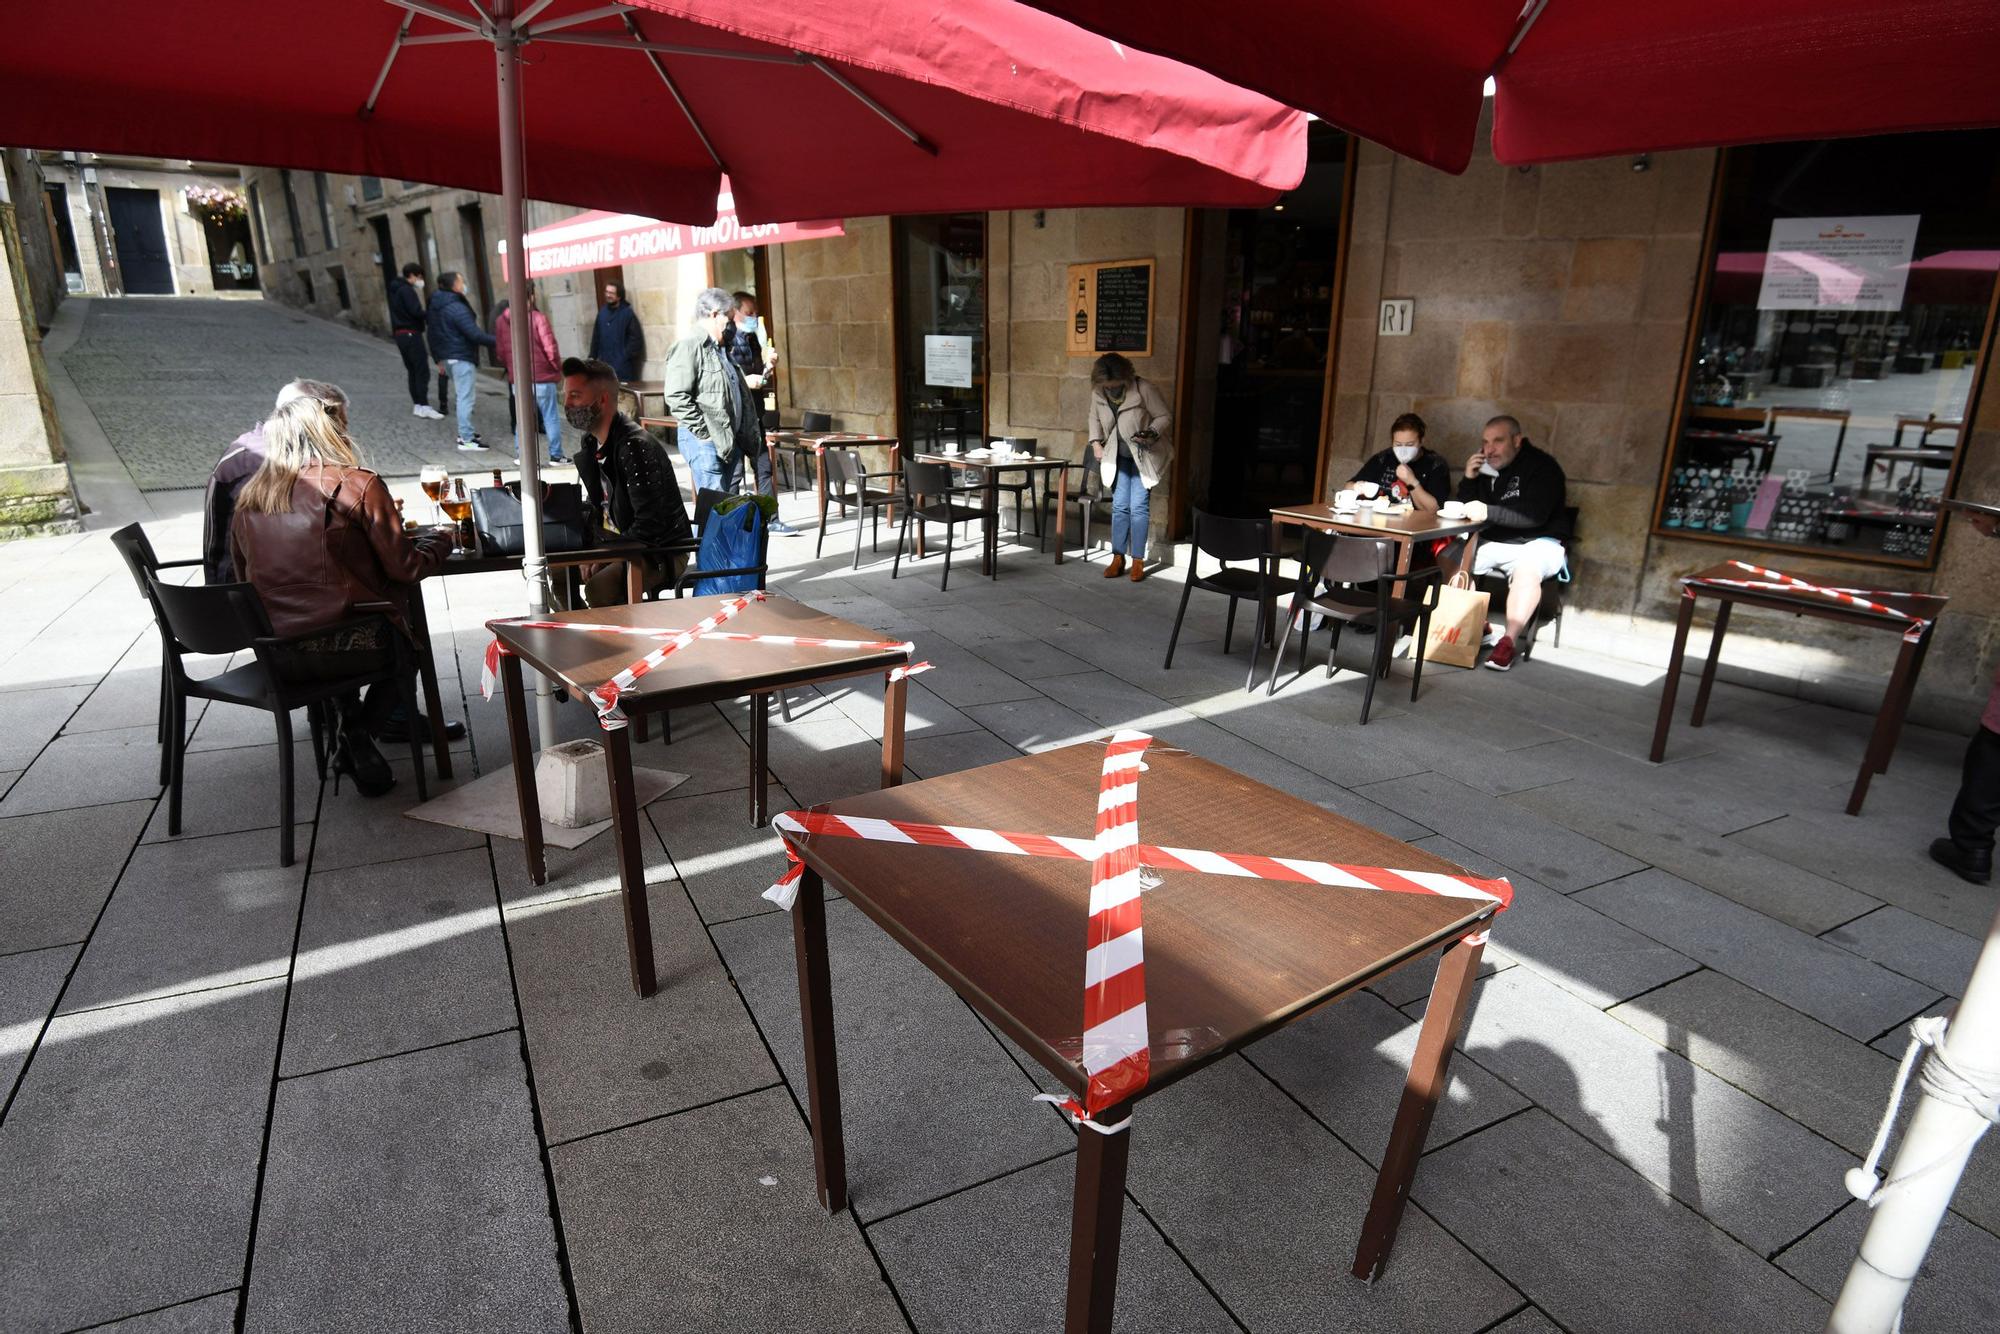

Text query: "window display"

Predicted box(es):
[1656, 131, 2000, 566]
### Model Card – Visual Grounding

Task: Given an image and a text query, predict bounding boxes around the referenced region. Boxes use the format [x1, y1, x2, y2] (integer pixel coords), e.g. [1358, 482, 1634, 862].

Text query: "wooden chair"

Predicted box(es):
[1268, 531, 1441, 724]
[1163, 509, 1281, 692]
[892, 459, 989, 591]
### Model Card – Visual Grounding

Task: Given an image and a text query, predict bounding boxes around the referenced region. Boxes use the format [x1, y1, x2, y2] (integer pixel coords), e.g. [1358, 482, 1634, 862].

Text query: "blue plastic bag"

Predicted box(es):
[691, 497, 764, 596]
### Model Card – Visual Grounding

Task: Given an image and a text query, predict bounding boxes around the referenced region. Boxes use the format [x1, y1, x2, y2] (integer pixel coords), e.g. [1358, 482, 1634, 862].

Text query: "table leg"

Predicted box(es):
[1875, 629, 1934, 775]
[816, 445, 829, 533]
[983, 477, 999, 577]
[1389, 534, 1414, 605]
[499, 651, 545, 886]
[1848, 630, 1924, 815]
[1352, 931, 1486, 1281]
[792, 865, 847, 1212]
[881, 673, 908, 787]
[887, 444, 900, 528]
[749, 692, 769, 826]
[602, 722, 657, 998]
[1054, 465, 1070, 565]
[1688, 601, 1733, 728]
[1065, 1104, 1133, 1334]
[624, 558, 655, 744]
[408, 587, 454, 780]
[1649, 588, 1699, 763]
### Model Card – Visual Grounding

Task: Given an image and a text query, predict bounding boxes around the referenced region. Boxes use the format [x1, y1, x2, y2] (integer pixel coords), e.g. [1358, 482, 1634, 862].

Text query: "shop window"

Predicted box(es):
[895, 214, 986, 449]
[360, 176, 384, 202]
[1657, 130, 2000, 567]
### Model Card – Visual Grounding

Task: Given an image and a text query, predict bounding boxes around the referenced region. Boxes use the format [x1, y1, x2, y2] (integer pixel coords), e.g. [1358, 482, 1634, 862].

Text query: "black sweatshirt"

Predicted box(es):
[1351, 447, 1450, 506]
[1456, 440, 1568, 544]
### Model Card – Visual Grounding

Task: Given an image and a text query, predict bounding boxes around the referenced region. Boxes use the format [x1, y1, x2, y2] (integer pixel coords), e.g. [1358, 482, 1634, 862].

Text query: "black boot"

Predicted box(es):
[1929, 838, 1993, 886]
[331, 718, 396, 798]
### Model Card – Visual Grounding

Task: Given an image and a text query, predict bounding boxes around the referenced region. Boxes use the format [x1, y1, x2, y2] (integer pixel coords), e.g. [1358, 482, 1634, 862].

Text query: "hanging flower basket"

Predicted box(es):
[184, 184, 247, 224]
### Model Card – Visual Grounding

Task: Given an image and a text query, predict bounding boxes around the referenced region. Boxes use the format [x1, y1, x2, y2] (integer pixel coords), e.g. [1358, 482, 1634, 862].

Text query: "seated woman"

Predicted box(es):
[231, 393, 447, 796]
[1351, 411, 1451, 513]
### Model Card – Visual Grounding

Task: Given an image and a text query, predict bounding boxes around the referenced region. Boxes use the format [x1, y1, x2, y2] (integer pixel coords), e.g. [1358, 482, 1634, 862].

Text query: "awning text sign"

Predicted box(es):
[1757, 215, 1920, 312]
[502, 191, 843, 278]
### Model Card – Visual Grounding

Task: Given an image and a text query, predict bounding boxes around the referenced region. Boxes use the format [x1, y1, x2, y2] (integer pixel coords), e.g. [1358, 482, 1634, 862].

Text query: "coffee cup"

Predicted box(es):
[1440, 501, 1466, 520]
[1334, 489, 1359, 510]
[1353, 480, 1380, 499]
[942, 441, 961, 455]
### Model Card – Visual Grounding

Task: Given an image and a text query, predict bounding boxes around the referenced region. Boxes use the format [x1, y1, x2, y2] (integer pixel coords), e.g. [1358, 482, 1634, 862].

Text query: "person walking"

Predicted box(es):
[1086, 352, 1173, 582]
[722, 291, 793, 532]
[388, 264, 444, 420]
[427, 271, 496, 452]
[663, 287, 761, 496]
[495, 291, 566, 464]
[589, 281, 646, 383]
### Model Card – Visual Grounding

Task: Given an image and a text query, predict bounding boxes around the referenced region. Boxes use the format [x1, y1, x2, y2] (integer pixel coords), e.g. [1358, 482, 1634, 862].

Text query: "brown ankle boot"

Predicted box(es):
[1129, 557, 1146, 582]
[1103, 554, 1126, 578]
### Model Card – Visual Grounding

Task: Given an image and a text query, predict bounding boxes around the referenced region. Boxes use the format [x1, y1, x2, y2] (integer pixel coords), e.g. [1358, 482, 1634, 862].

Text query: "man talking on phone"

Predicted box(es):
[1441, 415, 1568, 672]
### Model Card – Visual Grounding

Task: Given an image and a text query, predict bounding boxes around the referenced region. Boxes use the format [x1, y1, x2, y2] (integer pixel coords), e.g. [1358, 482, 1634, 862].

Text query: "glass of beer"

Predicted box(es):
[419, 465, 448, 524]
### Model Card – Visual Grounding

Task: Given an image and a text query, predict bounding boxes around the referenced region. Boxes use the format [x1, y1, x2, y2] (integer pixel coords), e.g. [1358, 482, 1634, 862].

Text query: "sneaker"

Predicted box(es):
[413, 403, 446, 419]
[547, 452, 568, 466]
[1484, 634, 1516, 671]
[770, 520, 799, 536]
[456, 438, 489, 452]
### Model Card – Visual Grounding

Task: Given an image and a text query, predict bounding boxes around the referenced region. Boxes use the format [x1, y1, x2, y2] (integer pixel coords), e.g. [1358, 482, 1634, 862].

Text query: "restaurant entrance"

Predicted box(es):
[1180, 125, 1350, 524]
[894, 213, 987, 451]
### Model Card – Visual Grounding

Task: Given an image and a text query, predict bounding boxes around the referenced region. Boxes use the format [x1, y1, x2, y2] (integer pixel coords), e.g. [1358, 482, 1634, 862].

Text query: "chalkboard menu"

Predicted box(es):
[1066, 258, 1155, 359]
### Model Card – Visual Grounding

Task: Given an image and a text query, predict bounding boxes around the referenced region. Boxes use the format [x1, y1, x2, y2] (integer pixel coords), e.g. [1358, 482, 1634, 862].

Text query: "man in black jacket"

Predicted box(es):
[589, 282, 645, 382]
[1448, 415, 1569, 672]
[388, 264, 444, 420]
[428, 271, 497, 451]
[561, 356, 692, 606]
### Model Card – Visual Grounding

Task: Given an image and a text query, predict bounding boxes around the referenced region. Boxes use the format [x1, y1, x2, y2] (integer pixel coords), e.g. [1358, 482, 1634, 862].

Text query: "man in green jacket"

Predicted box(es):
[663, 287, 763, 498]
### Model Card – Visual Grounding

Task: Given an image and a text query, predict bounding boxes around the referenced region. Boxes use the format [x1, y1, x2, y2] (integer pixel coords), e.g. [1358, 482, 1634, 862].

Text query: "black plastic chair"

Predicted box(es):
[892, 459, 988, 591]
[146, 576, 427, 866]
[1164, 509, 1280, 692]
[108, 523, 206, 785]
[801, 410, 834, 433]
[1470, 505, 1578, 660]
[1266, 531, 1441, 723]
[817, 448, 898, 568]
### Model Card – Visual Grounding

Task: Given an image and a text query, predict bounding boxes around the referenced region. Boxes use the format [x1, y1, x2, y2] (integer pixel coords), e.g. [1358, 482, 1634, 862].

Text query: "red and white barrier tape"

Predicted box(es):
[1685, 560, 1929, 642]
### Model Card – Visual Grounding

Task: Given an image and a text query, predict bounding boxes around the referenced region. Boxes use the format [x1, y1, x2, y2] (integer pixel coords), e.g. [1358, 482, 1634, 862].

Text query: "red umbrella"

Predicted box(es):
[1018, 0, 2000, 172]
[1, 0, 1304, 746]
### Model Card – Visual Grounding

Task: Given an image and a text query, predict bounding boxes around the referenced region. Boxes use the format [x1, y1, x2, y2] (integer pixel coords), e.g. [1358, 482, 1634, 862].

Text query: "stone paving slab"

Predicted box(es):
[869, 1151, 1239, 1334]
[652, 785, 800, 924]
[0, 723, 167, 817]
[801, 672, 986, 743]
[1356, 769, 1645, 892]
[304, 756, 483, 872]
[1822, 905, 1983, 998]
[89, 1291, 240, 1333]
[1124, 1054, 1522, 1333]
[711, 898, 1074, 1222]
[1732, 806, 1997, 939]
[1410, 834, 1698, 1010]
[279, 846, 514, 1076]
[0, 799, 153, 954]
[139, 739, 320, 849]
[903, 726, 1028, 782]
[0, 944, 76, 1100]
[505, 885, 778, 1145]
[0, 979, 284, 1333]
[0, 683, 90, 770]
[1243, 986, 1528, 1166]
[0, 769, 17, 802]
[550, 1085, 906, 1333]
[64, 644, 203, 736]
[1777, 1203, 2000, 1333]
[1417, 1110, 1828, 1334]
[245, 1032, 568, 1333]
[1576, 868, 1939, 1041]
[60, 829, 306, 1015]
[1442, 966, 1855, 1254]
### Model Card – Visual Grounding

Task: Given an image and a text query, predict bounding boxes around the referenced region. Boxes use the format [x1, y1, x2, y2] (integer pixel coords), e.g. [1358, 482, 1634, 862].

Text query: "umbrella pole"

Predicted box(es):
[1829, 896, 2000, 1332]
[493, 0, 557, 750]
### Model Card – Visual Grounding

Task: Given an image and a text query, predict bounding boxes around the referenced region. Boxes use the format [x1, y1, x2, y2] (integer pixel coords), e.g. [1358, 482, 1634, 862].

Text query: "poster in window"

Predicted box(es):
[1756, 215, 1920, 312]
[924, 334, 974, 389]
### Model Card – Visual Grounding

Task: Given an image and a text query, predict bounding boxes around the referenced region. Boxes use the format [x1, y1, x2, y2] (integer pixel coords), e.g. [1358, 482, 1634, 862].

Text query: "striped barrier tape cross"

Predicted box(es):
[1684, 560, 1930, 643]
[763, 731, 1512, 1129]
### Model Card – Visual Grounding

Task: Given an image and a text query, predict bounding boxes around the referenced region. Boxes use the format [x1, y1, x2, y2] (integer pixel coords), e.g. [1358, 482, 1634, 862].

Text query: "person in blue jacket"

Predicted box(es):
[427, 271, 497, 451]
[589, 281, 646, 382]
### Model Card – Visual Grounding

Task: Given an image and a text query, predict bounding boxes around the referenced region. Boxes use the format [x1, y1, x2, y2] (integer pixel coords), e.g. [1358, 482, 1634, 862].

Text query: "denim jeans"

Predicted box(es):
[445, 358, 479, 442]
[531, 381, 563, 459]
[678, 433, 742, 497]
[1109, 453, 1149, 558]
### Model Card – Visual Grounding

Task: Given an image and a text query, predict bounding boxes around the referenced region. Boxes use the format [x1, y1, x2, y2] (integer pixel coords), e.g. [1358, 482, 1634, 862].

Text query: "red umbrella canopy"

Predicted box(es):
[0, 0, 1306, 223]
[1020, 0, 2000, 173]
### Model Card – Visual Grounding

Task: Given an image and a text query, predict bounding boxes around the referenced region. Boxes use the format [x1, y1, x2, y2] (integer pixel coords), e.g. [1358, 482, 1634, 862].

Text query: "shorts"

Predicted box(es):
[1472, 537, 1567, 584]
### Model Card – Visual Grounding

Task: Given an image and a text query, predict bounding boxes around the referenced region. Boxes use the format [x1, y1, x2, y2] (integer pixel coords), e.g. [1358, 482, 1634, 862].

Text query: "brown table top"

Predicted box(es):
[781, 740, 1497, 1102]
[1682, 561, 1947, 625]
[487, 594, 909, 706]
[637, 415, 680, 429]
[767, 430, 898, 446]
[1271, 502, 1484, 543]
[915, 450, 1068, 473]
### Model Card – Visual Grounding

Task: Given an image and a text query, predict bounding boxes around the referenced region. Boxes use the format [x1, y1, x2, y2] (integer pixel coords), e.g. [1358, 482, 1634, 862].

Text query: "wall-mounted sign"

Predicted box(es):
[1066, 258, 1155, 358]
[1756, 215, 1919, 312]
[1379, 298, 1414, 336]
[924, 334, 974, 389]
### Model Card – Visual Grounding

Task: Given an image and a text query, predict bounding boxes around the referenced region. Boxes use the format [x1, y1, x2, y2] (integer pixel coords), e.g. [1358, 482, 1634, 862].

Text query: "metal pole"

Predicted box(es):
[1829, 896, 2000, 1332]
[493, 0, 558, 749]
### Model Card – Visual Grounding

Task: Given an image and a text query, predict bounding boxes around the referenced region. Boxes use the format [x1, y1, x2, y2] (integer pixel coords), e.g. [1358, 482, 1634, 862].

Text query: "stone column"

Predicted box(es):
[0, 162, 79, 540]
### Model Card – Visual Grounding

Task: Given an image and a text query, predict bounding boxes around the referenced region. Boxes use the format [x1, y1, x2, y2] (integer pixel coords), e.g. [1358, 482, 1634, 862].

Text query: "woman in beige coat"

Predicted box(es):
[1086, 353, 1173, 581]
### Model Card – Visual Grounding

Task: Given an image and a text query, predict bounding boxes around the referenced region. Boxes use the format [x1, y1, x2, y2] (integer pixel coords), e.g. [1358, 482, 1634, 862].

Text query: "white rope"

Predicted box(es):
[1846, 1015, 2000, 1208]
[1034, 1092, 1132, 1135]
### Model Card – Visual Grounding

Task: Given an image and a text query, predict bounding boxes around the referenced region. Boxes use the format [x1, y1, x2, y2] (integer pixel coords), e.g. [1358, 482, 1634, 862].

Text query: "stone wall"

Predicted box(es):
[0, 177, 78, 540]
[768, 217, 896, 437]
[4, 152, 64, 329]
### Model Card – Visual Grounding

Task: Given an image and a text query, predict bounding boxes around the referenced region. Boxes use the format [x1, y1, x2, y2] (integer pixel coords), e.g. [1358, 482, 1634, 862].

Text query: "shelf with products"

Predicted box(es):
[1659, 461, 1944, 561]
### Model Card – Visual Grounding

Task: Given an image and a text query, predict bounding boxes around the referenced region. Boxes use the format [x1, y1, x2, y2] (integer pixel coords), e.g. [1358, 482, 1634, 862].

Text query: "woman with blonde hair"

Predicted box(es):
[231, 392, 447, 795]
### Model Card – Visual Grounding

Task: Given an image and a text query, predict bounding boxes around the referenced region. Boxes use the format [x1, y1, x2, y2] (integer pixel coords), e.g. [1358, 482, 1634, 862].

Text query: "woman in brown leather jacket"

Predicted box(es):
[231, 393, 446, 796]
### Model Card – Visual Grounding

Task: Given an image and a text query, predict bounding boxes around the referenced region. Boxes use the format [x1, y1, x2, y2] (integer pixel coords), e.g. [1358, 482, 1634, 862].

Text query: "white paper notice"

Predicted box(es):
[1757, 215, 1919, 312]
[923, 334, 974, 389]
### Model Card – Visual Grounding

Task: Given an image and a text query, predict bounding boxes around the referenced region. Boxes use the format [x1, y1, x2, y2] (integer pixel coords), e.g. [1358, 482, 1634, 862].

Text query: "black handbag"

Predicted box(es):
[470, 481, 593, 556]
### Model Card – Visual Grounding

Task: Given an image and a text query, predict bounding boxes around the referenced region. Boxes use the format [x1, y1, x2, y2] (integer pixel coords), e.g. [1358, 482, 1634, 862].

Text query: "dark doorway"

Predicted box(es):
[457, 204, 494, 325]
[369, 216, 398, 296]
[201, 215, 258, 290]
[408, 209, 440, 284]
[43, 184, 82, 290]
[1187, 124, 1349, 519]
[106, 187, 174, 294]
[893, 213, 986, 451]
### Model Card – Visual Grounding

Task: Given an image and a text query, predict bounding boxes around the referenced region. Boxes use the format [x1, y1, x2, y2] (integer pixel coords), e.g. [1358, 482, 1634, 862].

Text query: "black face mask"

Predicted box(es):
[564, 403, 598, 431]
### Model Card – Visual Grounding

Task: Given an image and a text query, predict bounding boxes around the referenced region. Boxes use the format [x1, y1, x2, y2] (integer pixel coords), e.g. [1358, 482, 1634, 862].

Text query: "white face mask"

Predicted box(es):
[737, 315, 760, 338]
[1392, 444, 1420, 464]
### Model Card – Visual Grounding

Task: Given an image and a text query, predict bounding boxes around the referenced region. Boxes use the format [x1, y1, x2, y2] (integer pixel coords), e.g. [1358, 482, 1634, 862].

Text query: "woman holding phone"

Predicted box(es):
[1086, 352, 1173, 582]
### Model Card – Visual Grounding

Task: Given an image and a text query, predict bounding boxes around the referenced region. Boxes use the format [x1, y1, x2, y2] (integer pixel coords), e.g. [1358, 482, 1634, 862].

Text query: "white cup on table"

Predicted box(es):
[1440, 500, 1467, 520]
[1334, 488, 1358, 511]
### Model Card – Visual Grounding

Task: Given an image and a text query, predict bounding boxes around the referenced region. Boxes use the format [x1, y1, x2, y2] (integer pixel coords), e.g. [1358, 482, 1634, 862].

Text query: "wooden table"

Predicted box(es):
[916, 450, 1072, 573]
[489, 594, 914, 996]
[778, 740, 1501, 1332]
[1650, 561, 1946, 815]
[1269, 502, 1485, 590]
[765, 430, 900, 529]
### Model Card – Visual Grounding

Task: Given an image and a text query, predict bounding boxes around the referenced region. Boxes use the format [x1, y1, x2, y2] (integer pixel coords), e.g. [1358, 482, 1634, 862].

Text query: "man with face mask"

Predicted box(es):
[562, 356, 692, 605]
[1350, 412, 1449, 513]
[663, 287, 764, 497]
[388, 263, 444, 420]
[1446, 414, 1569, 671]
[720, 291, 795, 533]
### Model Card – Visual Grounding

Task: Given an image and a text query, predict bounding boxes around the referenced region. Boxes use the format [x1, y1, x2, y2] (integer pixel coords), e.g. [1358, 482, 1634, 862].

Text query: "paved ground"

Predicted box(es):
[4, 297, 1999, 1332]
